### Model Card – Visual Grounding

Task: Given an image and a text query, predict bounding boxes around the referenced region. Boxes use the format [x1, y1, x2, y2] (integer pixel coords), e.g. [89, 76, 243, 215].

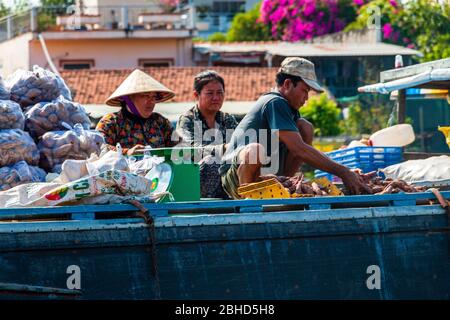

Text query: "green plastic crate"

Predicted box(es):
[133, 147, 200, 202]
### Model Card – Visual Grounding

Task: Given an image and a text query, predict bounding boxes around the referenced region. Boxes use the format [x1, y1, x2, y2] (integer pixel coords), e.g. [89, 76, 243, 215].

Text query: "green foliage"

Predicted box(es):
[340, 100, 392, 136]
[37, 12, 57, 32]
[0, 3, 10, 18]
[40, 0, 75, 6]
[12, 0, 30, 11]
[37, 0, 76, 32]
[300, 93, 342, 137]
[207, 32, 227, 42]
[192, 37, 206, 42]
[226, 2, 271, 42]
[346, 0, 450, 62]
[345, 0, 397, 32]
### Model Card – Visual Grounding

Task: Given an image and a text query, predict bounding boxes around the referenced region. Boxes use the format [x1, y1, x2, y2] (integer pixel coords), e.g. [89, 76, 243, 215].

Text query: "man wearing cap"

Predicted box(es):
[219, 57, 367, 198]
[96, 69, 178, 155]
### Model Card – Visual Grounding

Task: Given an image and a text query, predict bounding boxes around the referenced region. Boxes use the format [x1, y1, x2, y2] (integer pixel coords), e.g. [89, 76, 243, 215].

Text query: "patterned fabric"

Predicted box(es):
[176, 105, 239, 198]
[96, 107, 177, 154]
[176, 105, 238, 156]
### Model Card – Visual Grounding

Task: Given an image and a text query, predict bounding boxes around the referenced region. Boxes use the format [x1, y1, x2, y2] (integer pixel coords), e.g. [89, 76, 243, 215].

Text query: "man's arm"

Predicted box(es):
[277, 130, 367, 195]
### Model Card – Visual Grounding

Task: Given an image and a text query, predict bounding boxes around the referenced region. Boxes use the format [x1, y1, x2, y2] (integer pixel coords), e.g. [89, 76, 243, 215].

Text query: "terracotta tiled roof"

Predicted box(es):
[60, 67, 279, 104]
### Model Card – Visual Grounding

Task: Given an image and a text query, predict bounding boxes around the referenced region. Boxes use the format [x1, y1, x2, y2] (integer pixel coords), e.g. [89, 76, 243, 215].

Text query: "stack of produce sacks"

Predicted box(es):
[0, 100, 44, 190]
[0, 161, 46, 191]
[6, 65, 72, 110]
[38, 123, 105, 173]
[0, 100, 25, 130]
[1, 65, 105, 185]
[24, 95, 91, 139]
[0, 76, 10, 100]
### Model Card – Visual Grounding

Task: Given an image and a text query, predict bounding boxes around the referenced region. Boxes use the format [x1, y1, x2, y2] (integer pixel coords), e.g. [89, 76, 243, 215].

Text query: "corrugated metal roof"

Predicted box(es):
[358, 68, 450, 93]
[195, 42, 421, 57]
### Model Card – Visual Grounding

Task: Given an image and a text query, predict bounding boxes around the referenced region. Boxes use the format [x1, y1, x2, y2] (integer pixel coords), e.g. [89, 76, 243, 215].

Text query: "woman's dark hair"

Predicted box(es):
[275, 72, 303, 87]
[193, 70, 225, 94]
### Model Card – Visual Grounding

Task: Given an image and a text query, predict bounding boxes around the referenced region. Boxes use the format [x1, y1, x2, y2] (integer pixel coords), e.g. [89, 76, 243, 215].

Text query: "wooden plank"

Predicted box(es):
[308, 204, 331, 210]
[0, 282, 81, 296]
[0, 191, 449, 221]
[381, 58, 450, 82]
[71, 212, 95, 220]
[0, 206, 446, 251]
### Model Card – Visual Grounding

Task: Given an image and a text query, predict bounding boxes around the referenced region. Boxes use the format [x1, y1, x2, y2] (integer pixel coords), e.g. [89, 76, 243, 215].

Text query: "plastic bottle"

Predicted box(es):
[369, 124, 415, 147]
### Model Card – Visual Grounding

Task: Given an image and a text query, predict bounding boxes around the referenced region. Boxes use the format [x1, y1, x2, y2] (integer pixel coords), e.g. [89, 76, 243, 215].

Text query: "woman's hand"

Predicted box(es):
[126, 144, 146, 156]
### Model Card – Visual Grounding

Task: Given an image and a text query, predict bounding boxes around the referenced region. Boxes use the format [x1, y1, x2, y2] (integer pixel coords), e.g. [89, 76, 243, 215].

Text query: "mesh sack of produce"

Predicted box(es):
[25, 96, 91, 139]
[0, 77, 10, 100]
[6, 65, 72, 109]
[38, 123, 105, 172]
[0, 160, 46, 191]
[0, 129, 40, 167]
[0, 100, 25, 130]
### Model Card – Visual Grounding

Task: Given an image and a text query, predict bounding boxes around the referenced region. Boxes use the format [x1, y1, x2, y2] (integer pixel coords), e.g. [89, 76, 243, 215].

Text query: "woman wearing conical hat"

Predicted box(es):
[96, 69, 178, 155]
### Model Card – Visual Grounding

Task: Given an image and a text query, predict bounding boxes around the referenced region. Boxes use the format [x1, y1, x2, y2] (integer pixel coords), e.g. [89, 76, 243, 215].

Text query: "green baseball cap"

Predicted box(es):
[279, 57, 324, 92]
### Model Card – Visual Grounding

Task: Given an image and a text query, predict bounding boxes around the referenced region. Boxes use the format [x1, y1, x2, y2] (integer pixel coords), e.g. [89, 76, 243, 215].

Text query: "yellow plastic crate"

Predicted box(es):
[312, 177, 344, 196]
[438, 126, 450, 148]
[237, 178, 290, 199]
[237, 177, 343, 199]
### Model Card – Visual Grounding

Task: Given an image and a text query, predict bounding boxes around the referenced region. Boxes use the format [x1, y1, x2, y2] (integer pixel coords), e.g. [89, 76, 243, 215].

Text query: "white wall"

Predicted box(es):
[0, 33, 32, 78]
[29, 37, 193, 69]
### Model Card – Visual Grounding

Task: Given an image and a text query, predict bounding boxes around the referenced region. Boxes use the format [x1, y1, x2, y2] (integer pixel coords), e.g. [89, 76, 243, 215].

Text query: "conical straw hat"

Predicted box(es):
[105, 69, 175, 106]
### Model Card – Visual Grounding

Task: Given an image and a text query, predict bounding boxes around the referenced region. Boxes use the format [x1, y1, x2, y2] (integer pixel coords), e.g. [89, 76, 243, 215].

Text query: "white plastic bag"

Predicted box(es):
[128, 154, 165, 176]
[0, 129, 40, 167]
[54, 146, 129, 184]
[55, 158, 90, 184]
[6, 65, 72, 109]
[86, 144, 129, 176]
[0, 160, 46, 191]
[0, 100, 25, 130]
[38, 123, 105, 172]
[24, 96, 91, 139]
[0, 169, 163, 207]
[381, 156, 450, 184]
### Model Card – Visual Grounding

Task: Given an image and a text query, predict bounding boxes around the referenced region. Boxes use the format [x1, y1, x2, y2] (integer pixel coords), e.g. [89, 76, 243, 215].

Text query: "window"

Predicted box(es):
[60, 59, 95, 70]
[138, 58, 174, 68]
[212, 1, 245, 14]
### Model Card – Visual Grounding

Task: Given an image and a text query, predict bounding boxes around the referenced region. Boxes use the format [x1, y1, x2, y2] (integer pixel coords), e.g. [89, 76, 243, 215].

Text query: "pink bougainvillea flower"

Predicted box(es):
[260, 0, 357, 42]
[382, 23, 394, 39]
[389, 0, 398, 7]
[303, 0, 316, 17]
[353, 0, 364, 5]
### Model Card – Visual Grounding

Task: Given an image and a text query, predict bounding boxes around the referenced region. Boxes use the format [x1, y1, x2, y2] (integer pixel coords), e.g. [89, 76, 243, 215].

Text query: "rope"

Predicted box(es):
[127, 199, 161, 300]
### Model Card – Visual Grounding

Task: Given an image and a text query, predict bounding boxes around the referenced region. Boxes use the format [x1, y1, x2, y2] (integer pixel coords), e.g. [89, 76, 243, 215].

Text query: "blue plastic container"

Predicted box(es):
[315, 146, 402, 182]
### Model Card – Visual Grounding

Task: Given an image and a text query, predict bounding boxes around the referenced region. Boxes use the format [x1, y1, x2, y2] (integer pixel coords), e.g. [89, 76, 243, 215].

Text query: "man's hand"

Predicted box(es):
[126, 144, 146, 156]
[340, 169, 371, 195]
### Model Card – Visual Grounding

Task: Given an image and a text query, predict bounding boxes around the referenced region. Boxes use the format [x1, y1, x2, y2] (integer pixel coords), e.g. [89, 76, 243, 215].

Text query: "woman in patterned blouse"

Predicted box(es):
[177, 70, 238, 198]
[96, 69, 178, 155]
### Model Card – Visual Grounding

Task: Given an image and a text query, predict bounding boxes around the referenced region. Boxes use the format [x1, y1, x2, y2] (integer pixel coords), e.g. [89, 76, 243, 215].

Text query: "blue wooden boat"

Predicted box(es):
[0, 191, 449, 300]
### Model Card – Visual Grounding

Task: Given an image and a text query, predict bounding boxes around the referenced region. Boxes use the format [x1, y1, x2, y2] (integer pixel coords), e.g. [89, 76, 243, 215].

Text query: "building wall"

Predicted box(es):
[0, 33, 32, 77]
[77, 0, 164, 28]
[28, 37, 193, 70]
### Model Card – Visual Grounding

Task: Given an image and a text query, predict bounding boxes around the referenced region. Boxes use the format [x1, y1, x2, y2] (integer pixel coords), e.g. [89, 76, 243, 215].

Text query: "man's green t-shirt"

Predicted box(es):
[219, 90, 300, 176]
